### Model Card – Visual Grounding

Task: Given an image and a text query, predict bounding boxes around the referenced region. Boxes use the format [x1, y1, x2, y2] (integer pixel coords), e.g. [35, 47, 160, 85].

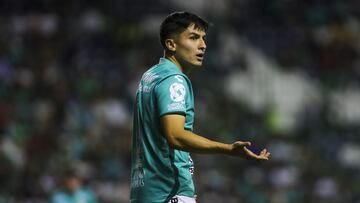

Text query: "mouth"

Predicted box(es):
[196, 53, 205, 61]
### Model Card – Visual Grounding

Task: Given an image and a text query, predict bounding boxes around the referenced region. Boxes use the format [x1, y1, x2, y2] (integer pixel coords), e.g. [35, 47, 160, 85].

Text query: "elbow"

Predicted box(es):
[165, 130, 184, 150]
[167, 139, 180, 149]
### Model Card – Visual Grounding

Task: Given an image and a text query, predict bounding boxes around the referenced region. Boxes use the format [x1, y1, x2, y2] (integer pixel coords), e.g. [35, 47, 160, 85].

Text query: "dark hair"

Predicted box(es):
[160, 11, 208, 50]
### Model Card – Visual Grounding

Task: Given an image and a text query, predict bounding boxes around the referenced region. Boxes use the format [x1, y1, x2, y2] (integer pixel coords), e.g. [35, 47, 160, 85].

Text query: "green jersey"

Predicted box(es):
[130, 58, 195, 203]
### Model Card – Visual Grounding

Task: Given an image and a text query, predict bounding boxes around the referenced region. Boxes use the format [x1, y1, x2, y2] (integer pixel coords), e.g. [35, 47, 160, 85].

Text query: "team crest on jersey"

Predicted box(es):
[169, 83, 186, 102]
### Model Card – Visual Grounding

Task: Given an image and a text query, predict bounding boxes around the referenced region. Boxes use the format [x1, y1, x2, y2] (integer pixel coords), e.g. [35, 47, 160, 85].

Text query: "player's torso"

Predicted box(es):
[131, 59, 195, 202]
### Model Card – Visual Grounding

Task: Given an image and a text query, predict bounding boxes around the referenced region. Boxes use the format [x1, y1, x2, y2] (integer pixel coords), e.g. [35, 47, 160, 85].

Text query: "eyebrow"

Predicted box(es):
[188, 32, 206, 37]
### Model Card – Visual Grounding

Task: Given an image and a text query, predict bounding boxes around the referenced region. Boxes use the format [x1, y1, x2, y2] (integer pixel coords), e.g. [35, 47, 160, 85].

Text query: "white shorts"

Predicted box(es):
[168, 195, 196, 203]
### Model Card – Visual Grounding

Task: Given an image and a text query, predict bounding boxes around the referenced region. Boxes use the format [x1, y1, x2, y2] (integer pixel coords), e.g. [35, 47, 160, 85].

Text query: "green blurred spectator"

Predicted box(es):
[50, 169, 97, 203]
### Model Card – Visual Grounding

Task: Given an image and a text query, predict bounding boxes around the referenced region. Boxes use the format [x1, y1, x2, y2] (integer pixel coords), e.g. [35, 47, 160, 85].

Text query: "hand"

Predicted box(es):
[231, 141, 270, 161]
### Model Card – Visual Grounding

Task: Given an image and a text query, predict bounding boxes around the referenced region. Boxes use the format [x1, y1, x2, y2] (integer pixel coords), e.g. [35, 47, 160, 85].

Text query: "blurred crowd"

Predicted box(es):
[1, 0, 360, 202]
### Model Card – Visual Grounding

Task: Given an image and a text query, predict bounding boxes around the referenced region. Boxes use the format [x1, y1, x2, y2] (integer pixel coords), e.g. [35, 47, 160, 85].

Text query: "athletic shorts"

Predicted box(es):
[168, 195, 196, 203]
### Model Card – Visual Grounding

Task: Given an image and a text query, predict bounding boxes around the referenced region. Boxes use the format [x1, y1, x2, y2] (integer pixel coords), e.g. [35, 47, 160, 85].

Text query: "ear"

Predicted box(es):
[165, 39, 176, 52]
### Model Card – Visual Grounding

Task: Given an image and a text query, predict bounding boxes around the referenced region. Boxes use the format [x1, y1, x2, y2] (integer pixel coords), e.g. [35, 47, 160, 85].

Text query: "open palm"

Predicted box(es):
[232, 141, 270, 160]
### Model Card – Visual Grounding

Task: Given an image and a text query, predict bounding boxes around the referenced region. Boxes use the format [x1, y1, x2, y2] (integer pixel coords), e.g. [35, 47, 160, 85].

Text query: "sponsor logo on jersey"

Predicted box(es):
[189, 155, 194, 175]
[142, 72, 159, 84]
[131, 167, 145, 188]
[169, 83, 186, 102]
[167, 102, 185, 111]
[138, 72, 159, 93]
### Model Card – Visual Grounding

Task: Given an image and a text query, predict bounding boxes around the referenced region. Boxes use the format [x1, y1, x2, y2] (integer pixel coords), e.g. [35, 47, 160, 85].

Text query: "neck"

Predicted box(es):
[164, 54, 189, 74]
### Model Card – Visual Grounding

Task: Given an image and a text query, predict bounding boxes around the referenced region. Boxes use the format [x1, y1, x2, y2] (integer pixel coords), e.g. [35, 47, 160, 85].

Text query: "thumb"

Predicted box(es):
[234, 141, 251, 147]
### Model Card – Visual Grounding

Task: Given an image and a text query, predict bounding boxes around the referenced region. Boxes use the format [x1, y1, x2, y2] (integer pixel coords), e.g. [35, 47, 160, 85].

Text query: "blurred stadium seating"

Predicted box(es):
[0, 0, 360, 202]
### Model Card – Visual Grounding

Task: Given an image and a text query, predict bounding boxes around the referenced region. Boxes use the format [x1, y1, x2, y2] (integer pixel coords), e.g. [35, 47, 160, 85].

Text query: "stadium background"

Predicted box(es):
[1, 0, 360, 202]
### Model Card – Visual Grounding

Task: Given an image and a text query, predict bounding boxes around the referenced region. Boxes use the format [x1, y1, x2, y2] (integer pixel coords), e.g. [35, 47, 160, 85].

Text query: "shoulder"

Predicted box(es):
[155, 74, 190, 91]
[154, 74, 191, 106]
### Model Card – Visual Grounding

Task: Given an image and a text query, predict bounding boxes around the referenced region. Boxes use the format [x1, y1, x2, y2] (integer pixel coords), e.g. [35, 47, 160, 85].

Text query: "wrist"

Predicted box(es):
[216, 142, 233, 155]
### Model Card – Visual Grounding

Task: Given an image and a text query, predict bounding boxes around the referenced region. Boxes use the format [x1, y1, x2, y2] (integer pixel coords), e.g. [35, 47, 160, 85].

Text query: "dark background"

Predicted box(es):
[1, 0, 360, 202]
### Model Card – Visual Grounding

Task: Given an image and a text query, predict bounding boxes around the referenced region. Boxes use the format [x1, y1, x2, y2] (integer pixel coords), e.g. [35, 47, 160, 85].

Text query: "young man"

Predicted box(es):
[130, 11, 270, 203]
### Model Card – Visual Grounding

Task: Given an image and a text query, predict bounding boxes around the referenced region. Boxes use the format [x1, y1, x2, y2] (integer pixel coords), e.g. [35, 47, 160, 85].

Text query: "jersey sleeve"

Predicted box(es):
[155, 75, 189, 116]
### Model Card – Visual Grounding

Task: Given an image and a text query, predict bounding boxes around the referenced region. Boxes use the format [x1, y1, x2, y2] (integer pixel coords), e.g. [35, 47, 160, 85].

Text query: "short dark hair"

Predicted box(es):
[160, 11, 209, 50]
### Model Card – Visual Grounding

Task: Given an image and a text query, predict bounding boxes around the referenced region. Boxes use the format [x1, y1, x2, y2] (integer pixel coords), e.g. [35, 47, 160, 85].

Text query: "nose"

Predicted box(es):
[199, 38, 206, 51]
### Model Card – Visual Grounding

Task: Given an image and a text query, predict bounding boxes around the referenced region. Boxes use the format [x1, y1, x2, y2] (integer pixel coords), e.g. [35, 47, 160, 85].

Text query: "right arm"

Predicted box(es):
[161, 114, 270, 160]
[155, 75, 270, 160]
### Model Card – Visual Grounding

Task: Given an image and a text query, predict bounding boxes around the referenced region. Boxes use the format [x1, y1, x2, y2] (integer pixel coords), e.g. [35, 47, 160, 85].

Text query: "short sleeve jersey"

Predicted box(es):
[130, 58, 195, 203]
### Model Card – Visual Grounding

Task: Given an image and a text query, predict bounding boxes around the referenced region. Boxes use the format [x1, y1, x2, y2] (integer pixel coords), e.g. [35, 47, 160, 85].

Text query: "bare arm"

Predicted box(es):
[161, 114, 270, 160]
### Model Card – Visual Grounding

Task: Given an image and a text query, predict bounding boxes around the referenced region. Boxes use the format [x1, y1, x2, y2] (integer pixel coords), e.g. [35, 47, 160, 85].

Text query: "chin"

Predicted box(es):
[189, 64, 202, 69]
[181, 58, 203, 68]
[192, 61, 203, 67]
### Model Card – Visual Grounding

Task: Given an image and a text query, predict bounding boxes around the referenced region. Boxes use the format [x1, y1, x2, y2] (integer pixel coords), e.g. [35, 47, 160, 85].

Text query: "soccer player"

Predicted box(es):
[130, 11, 270, 203]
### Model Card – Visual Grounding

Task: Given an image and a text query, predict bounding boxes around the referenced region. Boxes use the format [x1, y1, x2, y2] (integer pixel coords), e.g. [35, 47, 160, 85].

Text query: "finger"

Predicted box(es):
[243, 147, 258, 158]
[251, 149, 269, 160]
[260, 149, 269, 156]
[262, 149, 270, 157]
[257, 153, 269, 160]
[258, 156, 269, 160]
[243, 147, 270, 161]
[235, 141, 251, 147]
[261, 152, 270, 160]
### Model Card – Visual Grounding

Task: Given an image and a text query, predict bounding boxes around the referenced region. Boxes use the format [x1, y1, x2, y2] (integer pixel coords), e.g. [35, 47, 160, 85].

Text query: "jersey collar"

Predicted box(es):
[159, 58, 183, 74]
